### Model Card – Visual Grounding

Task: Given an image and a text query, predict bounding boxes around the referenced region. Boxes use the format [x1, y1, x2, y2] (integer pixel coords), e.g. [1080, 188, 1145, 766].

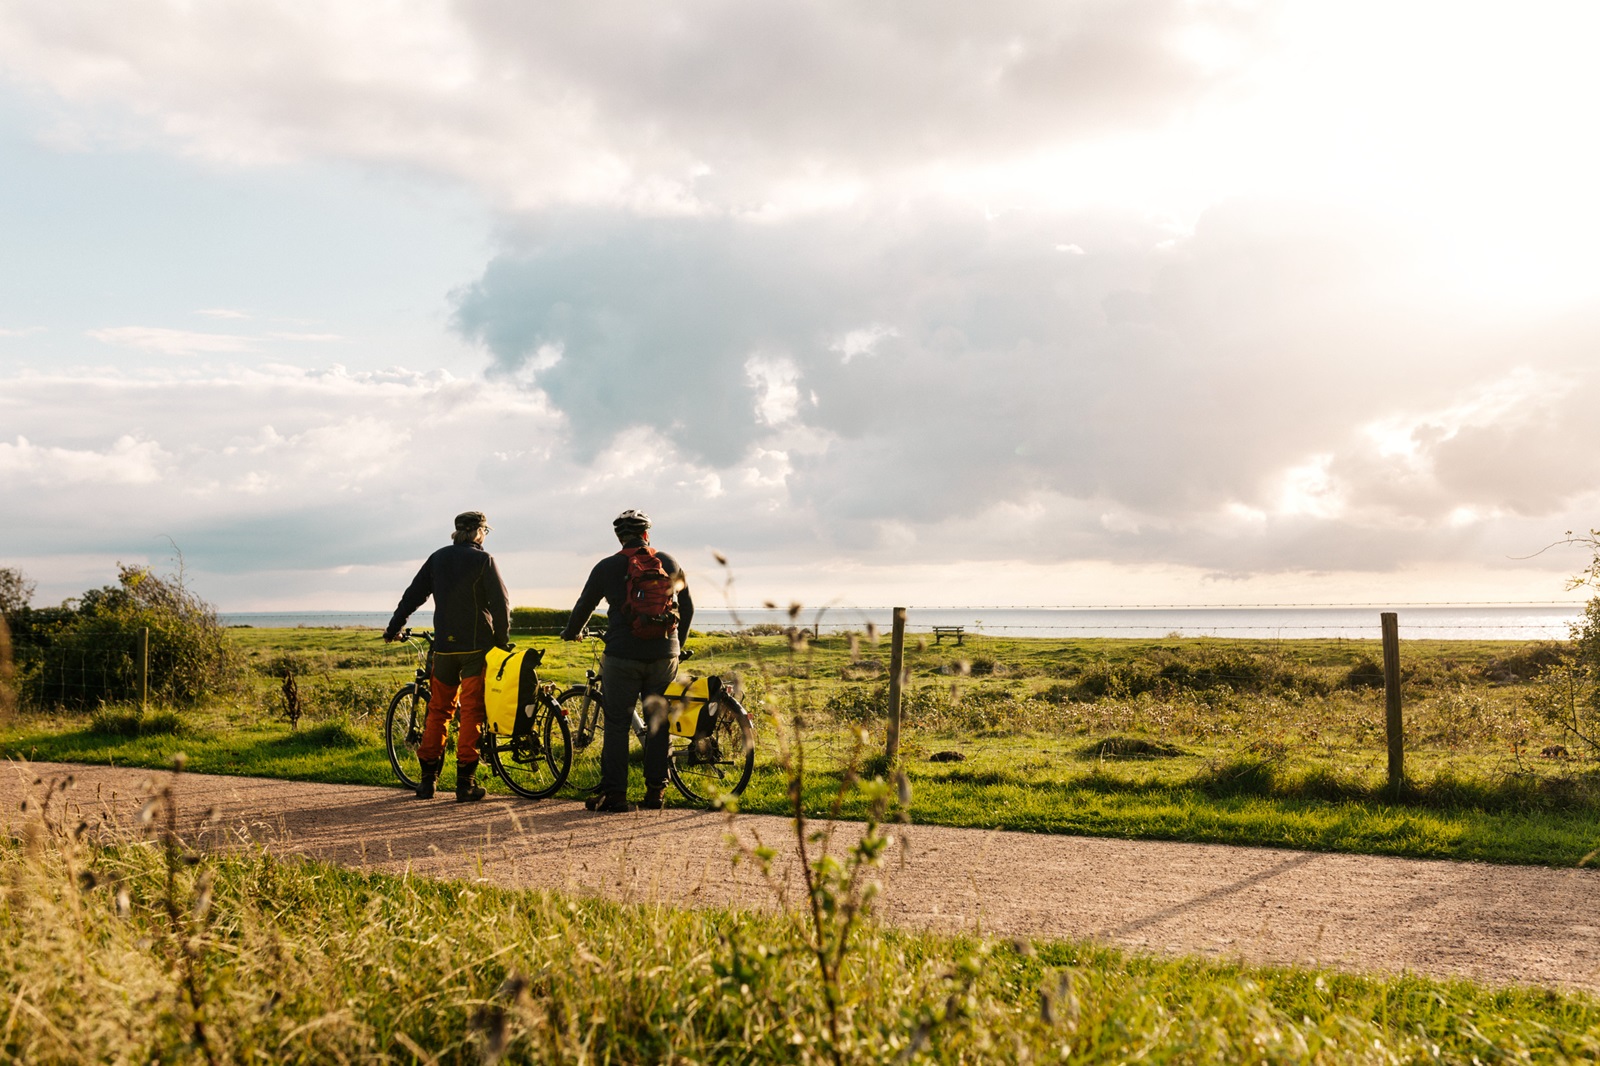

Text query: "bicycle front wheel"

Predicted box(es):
[489, 697, 573, 799]
[385, 682, 429, 790]
[668, 694, 756, 804]
[557, 685, 606, 796]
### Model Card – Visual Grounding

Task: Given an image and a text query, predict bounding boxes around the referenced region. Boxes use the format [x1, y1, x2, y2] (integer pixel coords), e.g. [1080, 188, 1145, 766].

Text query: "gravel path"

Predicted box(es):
[7, 761, 1598, 994]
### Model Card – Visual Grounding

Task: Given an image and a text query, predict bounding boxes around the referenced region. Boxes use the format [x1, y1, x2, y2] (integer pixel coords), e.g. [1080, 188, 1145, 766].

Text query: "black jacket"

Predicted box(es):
[561, 544, 694, 660]
[386, 542, 509, 652]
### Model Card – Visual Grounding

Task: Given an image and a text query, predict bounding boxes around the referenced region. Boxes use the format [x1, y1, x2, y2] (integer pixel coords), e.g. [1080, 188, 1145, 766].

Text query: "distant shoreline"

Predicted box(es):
[220, 605, 1587, 641]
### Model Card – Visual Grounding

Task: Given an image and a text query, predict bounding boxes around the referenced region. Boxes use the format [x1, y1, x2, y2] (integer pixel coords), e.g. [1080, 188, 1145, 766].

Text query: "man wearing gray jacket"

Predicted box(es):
[560, 509, 694, 812]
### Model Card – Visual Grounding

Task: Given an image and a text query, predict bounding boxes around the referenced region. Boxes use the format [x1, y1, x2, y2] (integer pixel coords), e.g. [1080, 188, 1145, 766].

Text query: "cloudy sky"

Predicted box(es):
[3, 0, 1599, 612]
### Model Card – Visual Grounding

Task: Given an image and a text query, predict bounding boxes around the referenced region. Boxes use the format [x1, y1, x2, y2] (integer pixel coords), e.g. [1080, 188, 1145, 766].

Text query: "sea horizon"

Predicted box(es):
[220, 603, 1589, 641]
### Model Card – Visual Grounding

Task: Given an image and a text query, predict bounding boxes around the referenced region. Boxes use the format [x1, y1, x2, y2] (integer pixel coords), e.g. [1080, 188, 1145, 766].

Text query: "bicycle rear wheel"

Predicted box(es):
[557, 685, 606, 796]
[489, 697, 573, 799]
[385, 682, 428, 790]
[668, 694, 756, 804]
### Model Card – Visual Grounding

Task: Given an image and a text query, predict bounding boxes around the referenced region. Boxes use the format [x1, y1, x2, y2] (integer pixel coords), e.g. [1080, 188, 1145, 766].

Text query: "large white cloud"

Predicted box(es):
[450, 195, 1600, 573]
[0, 0, 1268, 214]
[3, 0, 1599, 607]
[0, 363, 799, 602]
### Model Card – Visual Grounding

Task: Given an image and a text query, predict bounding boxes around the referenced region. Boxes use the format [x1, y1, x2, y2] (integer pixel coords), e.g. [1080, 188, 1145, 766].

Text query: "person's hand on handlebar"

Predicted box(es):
[678, 646, 694, 661]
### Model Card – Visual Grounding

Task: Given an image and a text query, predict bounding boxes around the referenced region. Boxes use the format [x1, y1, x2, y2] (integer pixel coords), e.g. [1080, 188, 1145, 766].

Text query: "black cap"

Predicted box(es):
[454, 511, 491, 532]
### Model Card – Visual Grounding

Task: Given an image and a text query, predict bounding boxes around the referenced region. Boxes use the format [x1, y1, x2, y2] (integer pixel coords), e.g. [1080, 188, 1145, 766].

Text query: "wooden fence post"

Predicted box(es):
[1381, 611, 1403, 794]
[885, 607, 907, 764]
[138, 626, 149, 714]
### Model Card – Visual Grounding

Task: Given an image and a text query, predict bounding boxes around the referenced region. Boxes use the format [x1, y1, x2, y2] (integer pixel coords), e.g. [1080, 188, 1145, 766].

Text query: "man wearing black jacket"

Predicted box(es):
[560, 509, 694, 812]
[384, 511, 510, 802]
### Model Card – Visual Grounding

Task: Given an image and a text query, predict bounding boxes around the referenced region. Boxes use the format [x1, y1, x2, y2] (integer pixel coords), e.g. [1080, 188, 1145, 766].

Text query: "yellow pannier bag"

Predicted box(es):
[483, 645, 545, 736]
[663, 675, 716, 738]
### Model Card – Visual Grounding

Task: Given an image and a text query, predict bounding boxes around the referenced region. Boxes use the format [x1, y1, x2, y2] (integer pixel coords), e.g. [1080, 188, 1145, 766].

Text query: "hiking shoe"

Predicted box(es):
[588, 792, 635, 814]
[639, 785, 665, 810]
[455, 760, 486, 803]
[416, 759, 442, 800]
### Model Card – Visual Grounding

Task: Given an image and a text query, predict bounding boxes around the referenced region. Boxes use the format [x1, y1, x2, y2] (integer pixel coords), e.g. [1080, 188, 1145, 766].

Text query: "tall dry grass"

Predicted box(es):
[6, 762, 1600, 1064]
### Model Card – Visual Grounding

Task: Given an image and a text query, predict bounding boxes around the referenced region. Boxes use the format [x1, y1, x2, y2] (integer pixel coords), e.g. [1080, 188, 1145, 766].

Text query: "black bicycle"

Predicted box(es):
[559, 635, 756, 804]
[384, 629, 572, 799]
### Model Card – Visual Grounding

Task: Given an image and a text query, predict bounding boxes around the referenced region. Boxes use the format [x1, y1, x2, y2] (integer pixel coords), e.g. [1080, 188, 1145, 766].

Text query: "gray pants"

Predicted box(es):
[599, 653, 678, 797]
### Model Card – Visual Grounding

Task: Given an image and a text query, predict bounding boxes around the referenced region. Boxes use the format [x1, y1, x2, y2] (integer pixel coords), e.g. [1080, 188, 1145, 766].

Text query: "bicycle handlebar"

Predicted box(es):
[392, 628, 435, 648]
[576, 629, 692, 659]
[579, 624, 691, 656]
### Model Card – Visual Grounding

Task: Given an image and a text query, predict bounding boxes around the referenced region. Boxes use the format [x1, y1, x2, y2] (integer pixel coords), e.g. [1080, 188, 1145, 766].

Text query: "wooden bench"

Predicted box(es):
[931, 625, 965, 646]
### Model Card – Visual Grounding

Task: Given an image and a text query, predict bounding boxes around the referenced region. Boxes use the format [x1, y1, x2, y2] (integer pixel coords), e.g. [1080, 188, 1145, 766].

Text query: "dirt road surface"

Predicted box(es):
[6, 761, 1598, 994]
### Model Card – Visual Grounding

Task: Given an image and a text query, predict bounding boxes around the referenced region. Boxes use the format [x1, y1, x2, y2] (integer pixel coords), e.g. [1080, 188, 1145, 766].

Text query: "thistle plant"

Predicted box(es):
[715, 567, 917, 1064]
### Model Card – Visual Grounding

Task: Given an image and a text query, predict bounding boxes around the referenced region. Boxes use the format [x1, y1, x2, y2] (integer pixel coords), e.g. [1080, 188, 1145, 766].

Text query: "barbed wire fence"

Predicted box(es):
[225, 601, 1589, 639]
[8, 629, 148, 711]
[7, 599, 1590, 716]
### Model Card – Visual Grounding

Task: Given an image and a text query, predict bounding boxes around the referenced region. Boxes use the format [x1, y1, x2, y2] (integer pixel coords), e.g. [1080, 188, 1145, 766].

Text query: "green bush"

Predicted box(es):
[18, 565, 239, 711]
[509, 606, 605, 634]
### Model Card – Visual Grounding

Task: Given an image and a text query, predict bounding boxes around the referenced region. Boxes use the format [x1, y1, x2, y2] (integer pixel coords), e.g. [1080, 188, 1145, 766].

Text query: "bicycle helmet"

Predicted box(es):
[612, 509, 652, 537]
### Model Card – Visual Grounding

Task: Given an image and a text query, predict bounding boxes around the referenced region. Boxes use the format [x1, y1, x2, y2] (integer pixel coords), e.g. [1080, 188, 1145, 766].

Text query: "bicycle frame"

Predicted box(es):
[558, 636, 756, 803]
[384, 628, 572, 799]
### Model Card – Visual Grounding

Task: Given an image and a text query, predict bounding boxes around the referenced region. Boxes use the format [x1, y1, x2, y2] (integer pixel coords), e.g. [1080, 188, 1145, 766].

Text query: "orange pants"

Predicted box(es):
[419, 673, 485, 764]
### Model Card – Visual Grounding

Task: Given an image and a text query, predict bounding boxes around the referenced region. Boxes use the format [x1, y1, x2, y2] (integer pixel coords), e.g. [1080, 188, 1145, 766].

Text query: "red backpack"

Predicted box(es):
[621, 546, 680, 640]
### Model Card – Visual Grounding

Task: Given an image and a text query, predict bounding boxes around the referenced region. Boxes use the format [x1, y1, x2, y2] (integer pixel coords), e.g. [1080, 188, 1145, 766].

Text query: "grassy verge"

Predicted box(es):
[8, 779, 1599, 1064]
[3, 629, 1598, 865]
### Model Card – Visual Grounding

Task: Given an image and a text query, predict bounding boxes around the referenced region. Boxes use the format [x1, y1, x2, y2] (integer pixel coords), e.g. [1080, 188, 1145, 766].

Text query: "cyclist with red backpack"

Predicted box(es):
[559, 509, 694, 813]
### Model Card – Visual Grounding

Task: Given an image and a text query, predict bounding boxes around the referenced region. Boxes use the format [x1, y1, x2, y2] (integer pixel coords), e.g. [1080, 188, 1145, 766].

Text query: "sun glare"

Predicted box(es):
[935, 2, 1600, 315]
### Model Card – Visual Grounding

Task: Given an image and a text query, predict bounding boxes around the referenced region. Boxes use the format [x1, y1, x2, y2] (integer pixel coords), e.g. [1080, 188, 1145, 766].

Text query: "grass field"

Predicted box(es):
[6, 627, 1600, 1062]
[3, 625, 1598, 865]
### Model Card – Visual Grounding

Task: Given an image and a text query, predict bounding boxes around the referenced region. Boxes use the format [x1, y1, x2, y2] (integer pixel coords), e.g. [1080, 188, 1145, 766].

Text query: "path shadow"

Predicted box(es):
[1098, 852, 1318, 938]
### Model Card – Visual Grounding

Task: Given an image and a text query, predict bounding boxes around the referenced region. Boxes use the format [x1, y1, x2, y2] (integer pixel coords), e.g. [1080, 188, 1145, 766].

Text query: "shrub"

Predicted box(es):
[509, 606, 604, 635]
[18, 565, 239, 711]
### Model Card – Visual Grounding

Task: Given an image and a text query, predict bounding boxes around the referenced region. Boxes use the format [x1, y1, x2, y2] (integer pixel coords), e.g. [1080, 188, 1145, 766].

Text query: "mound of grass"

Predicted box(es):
[838, 659, 885, 680]
[278, 719, 369, 749]
[1341, 656, 1385, 689]
[1078, 735, 1188, 760]
[1181, 756, 1600, 814]
[1482, 640, 1570, 681]
[87, 707, 181, 738]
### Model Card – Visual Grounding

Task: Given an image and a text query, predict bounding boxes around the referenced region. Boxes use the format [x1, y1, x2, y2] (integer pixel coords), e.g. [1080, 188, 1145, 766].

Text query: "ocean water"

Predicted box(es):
[220, 605, 1586, 641]
[692, 605, 1584, 641]
[222, 611, 431, 630]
